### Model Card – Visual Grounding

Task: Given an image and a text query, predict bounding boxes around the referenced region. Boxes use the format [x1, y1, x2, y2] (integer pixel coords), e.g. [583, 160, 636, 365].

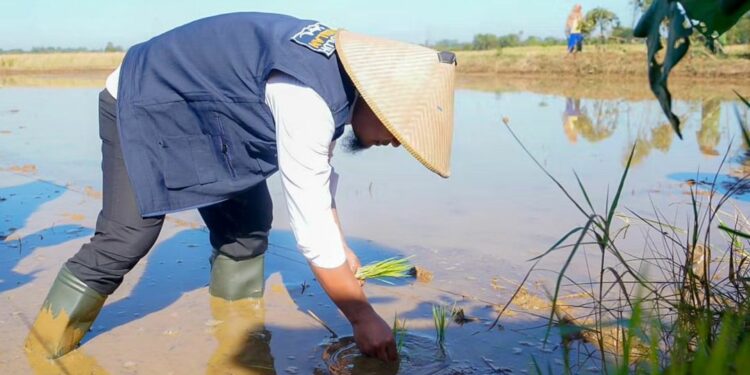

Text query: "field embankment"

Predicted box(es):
[1, 45, 749, 90]
[457, 74, 747, 101]
[456, 44, 750, 79]
[0, 52, 124, 88]
[0, 52, 124, 74]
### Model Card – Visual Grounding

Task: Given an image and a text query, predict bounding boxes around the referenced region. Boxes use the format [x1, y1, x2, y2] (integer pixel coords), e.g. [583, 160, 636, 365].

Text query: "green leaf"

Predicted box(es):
[682, 0, 750, 37]
[719, 223, 750, 239]
[634, 0, 750, 137]
[634, 0, 693, 138]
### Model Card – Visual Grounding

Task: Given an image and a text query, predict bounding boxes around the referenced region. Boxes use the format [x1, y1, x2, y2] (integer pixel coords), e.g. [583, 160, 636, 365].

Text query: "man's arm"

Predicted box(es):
[265, 72, 396, 362]
[332, 206, 362, 276]
[314, 208, 397, 361]
[309, 261, 397, 361]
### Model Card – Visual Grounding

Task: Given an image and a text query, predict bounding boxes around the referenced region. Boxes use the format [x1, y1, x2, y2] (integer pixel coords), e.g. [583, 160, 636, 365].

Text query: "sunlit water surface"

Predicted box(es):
[1, 84, 749, 373]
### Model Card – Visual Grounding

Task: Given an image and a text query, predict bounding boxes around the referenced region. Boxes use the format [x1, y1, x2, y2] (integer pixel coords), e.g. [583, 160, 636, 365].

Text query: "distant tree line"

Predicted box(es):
[0, 42, 123, 54]
[429, 8, 638, 51]
[430, 34, 565, 51]
[431, 4, 749, 51]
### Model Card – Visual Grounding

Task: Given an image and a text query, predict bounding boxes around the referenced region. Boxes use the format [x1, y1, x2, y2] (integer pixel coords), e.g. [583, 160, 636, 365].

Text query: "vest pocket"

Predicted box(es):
[159, 135, 218, 189]
[243, 140, 278, 176]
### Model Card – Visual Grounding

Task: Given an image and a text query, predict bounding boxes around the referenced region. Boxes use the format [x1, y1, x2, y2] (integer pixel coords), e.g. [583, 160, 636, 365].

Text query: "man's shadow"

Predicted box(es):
[84, 228, 212, 342]
[85, 227, 407, 342]
[0, 181, 92, 293]
[668, 172, 750, 202]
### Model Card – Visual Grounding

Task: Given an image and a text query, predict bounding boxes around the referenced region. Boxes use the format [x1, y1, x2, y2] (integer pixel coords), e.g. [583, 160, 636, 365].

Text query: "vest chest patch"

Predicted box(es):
[291, 22, 337, 57]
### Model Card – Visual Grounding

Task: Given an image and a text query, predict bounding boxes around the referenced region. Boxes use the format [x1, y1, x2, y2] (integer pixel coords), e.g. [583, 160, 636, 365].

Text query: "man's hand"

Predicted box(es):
[352, 310, 399, 362]
[309, 260, 398, 363]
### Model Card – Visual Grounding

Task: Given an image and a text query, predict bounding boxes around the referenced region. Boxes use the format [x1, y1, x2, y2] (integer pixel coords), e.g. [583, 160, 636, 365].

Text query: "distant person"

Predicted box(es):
[566, 4, 585, 55]
[25, 12, 457, 364]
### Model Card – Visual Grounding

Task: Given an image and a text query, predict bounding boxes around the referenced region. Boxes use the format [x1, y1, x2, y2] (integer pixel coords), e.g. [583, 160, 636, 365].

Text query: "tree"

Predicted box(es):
[472, 33, 498, 50]
[584, 7, 621, 41]
[432, 39, 468, 51]
[104, 42, 122, 52]
[611, 26, 637, 42]
[497, 33, 521, 48]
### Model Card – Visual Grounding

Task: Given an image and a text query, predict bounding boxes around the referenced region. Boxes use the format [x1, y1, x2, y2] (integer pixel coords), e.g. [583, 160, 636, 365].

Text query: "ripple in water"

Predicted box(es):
[317, 334, 451, 374]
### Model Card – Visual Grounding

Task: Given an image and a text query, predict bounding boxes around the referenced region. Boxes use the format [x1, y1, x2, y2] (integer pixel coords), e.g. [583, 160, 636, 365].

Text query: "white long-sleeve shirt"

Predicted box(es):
[106, 70, 347, 268]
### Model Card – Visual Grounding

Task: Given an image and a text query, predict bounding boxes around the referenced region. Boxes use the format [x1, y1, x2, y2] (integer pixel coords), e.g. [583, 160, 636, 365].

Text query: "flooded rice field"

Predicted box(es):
[1, 79, 749, 374]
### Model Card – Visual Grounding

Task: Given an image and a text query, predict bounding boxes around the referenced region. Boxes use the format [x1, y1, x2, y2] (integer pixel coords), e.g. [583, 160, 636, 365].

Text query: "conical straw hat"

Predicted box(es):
[335, 30, 456, 178]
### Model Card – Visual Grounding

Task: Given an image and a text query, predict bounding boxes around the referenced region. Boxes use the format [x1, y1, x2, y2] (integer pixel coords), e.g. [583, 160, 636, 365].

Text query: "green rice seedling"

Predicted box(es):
[432, 304, 453, 348]
[355, 256, 414, 283]
[392, 313, 407, 354]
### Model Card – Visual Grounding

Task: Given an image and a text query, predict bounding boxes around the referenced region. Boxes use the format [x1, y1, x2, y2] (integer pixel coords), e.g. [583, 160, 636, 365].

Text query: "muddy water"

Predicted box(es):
[319, 335, 449, 374]
[1, 80, 749, 374]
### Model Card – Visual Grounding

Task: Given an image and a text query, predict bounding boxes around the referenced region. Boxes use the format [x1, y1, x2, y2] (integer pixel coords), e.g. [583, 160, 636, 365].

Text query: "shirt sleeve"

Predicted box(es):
[264, 72, 346, 268]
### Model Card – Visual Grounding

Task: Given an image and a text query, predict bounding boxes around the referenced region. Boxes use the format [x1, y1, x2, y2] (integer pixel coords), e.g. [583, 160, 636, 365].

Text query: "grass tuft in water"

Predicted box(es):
[432, 304, 454, 348]
[392, 313, 407, 355]
[502, 97, 750, 374]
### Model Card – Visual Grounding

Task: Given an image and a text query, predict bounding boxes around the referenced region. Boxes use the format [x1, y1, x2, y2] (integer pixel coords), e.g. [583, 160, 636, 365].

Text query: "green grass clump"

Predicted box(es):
[355, 256, 413, 283]
[502, 95, 750, 374]
[432, 304, 453, 348]
[392, 313, 407, 354]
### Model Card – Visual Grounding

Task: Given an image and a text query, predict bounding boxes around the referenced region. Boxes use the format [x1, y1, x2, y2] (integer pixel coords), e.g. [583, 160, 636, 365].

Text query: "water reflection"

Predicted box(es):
[665, 105, 750, 200]
[561, 97, 615, 145]
[207, 297, 275, 374]
[555, 95, 749, 167]
[25, 343, 109, 375]
[585, 100, 618, 143]
[562, 98, 583, 143]
[698, 98, 722, 157]
[558, 97, 700, 166]
[626, 123, 675, 166]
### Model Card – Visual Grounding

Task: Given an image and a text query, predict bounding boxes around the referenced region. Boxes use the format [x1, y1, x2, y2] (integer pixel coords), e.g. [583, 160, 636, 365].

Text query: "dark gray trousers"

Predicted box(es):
[65, 90, 272, 296]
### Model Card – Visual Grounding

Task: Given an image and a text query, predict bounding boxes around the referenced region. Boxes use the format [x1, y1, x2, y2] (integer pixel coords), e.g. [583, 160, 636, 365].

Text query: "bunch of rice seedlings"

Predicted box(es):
[392, 313, 407, 354]
[432, 304, 453, 347]
[355, 256, 414, 283]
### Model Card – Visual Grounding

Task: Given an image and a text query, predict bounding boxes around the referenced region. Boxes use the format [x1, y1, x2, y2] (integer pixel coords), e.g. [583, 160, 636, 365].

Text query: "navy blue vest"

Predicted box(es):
[116, 13, 356, 216]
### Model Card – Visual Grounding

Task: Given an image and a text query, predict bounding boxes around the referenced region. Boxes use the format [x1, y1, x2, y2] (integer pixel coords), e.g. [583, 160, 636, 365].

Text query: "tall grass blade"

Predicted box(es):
[718, 223, 750, 240]
[736, 90, 750, 108]
[574, 171, 596, 214]
[529, 227, 585, 261]
[531, 355, 544, 375]
[602, 143, 636, 249]
[544, 217, 595, 343]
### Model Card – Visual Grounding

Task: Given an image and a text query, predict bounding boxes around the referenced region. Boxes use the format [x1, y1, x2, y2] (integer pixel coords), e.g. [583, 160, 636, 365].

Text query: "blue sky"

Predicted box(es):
[1, 1, 636, 50]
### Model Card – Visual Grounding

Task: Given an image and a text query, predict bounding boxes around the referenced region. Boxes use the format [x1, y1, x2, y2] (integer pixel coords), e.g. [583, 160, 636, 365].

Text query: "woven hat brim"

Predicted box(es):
[336, 30, 455, 178]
